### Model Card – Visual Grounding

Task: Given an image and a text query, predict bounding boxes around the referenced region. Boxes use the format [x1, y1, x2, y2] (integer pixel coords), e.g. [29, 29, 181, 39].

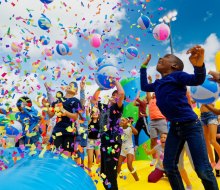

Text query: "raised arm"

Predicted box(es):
[115, 80, 125, 108]
[143, 143, 156, 155]
[140, 54, 156, 92]
[80, 77, 86, 107]
[133, 91, 140, 106]
[91, 88, 101, 105]
[176, 46, 206, 86]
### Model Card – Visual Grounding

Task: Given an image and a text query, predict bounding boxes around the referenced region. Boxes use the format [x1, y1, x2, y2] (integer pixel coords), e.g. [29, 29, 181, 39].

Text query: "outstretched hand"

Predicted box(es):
[186, 45, 204, 67]
[142, 54, 151, 66]
[208, 70, 220, 82]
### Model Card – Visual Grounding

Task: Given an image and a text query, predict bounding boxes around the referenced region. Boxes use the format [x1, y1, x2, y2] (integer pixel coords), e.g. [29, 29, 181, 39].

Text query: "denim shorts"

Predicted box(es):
[200, 111, 218, 126]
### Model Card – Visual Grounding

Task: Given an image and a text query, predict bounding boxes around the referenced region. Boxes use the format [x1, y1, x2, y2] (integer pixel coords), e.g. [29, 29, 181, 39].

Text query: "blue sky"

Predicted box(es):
[0, 0, 220, 107]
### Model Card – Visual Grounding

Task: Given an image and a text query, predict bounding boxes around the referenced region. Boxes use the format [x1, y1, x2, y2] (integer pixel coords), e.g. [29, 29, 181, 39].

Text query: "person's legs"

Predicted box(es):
[148, 168, 164, 183]
[208, 123, 220, 169]
[141, 117, 150, 137]
[186, 120, 218, 190]
[101, 144, 121, 190]
[117, 155, 126, 177]
[127, 153, 139, 181]
[87, 149, 94, 175]
[203, 126, 215, 165]
[63, 135, 74, 156]
[163, 125, 185, 190]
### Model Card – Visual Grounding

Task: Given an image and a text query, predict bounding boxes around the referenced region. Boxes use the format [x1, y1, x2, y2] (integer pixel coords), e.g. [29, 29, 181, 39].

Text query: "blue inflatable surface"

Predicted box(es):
[0, 148, 96, 190]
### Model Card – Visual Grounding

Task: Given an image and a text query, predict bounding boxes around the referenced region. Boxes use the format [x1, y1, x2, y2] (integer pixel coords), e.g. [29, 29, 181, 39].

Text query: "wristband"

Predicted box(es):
[141, 64, 147, 69]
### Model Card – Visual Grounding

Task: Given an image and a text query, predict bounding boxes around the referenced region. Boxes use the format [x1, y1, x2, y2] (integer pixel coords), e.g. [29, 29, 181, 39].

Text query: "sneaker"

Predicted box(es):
[150, 159, 156, 167]
[215, 160, 220, 170]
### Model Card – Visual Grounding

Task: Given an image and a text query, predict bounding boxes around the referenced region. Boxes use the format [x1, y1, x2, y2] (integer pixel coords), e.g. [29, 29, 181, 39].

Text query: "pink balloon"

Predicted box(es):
[153, 23, 170, 41]
[90, 34, 102, 48]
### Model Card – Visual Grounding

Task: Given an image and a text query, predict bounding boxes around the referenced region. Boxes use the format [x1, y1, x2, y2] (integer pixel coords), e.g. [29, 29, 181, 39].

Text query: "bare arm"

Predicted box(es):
[91, 88, 101, 105]
[143, 143, 156, 155]
[204, 104, 220, 115]
[129, 124, 138, 135]
[115, 80, 125, 108]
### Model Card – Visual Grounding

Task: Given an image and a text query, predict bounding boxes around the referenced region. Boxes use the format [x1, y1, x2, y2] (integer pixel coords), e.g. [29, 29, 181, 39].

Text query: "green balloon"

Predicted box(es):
[135, 139, 152, 161]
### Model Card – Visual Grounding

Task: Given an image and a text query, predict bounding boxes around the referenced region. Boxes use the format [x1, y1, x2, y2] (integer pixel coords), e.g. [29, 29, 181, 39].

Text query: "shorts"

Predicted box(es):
[53, 134, 74, 153]
[201, 112, 218, 126]
[86, 138, 101, 150]
[150, 119, 168, 139]
[120, 147, 134, 157]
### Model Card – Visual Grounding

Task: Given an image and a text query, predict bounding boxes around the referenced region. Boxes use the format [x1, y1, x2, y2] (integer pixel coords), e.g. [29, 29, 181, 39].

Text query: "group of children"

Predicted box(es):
[1, 45, 220, 190]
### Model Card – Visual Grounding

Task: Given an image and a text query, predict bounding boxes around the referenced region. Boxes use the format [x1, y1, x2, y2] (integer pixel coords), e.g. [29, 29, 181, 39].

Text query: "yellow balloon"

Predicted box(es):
[215, 51, 220, 72]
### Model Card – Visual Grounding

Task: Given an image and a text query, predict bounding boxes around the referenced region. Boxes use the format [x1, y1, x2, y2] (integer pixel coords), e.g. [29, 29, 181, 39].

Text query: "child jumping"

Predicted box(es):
[117, 117, 139, 181]
[140, 46, 218, 190]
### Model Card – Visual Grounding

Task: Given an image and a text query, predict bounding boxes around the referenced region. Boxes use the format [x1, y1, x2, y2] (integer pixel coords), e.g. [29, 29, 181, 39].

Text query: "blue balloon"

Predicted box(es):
[125, 46, 138, 60]
[137, 15, 150, 30]
[40, 0, 54, 4]
[38, 16, 51, 30]
[0, 148, 96, 190]
[56, 43, 70, 56]
[39, 35, 50, 45]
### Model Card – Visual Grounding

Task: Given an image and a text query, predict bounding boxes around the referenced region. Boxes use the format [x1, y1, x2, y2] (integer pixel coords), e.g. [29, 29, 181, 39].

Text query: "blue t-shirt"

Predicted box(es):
[140, 65, 206, 123]
[52, 97, 82, 135]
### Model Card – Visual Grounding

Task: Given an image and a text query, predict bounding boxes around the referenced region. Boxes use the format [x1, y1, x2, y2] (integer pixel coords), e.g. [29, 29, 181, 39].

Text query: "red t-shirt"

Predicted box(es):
[136, 98, 147, 118]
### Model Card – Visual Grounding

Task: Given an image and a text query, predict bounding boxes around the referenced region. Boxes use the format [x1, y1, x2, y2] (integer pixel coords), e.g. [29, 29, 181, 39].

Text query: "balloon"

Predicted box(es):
[0, 149, 96, 190]
[90, 34, 102, 48]
[38, 15, 51, 30]
[39, 35, 50, 45]
[56, 43, 70, 56]
[95, 64, 119, 90]
[190, 75, 220, 104]
[40, 0, 54, 4]
[125, 46, 138, 60]
[153, 23, 170, 41]
[215, 51, 220, 72]
[137, 15, 150, 30]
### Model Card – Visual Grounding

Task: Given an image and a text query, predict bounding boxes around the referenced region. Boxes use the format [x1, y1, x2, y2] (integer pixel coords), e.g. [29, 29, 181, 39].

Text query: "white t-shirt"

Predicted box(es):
[154, 144, 164, 171]
[121, 127, 133, 149]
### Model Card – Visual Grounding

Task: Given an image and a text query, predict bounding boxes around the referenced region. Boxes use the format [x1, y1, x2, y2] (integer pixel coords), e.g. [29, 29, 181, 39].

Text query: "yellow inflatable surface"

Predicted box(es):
[94, 160, 220, 190]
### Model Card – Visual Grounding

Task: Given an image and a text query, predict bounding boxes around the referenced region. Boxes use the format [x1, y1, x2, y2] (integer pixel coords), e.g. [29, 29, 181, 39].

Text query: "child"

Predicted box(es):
[117, 117, 139, 181]
[15, 96, 42, 147]
[74, 78, 88, 166]
[140, 46, 218, 189]
[147, 75, 168, 166]
[86, 106, 101, 176]
[47, 82, 82, 156]
[200, 104, 220, 169]
[133, 91, 149, 150]
[91, 80, 125, 190]
[143, 133, 167, 183]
